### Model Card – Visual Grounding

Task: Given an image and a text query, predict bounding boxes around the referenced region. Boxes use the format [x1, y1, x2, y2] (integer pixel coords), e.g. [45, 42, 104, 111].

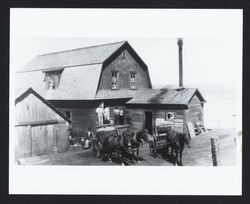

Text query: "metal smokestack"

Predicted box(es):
[177, 38, 183, 88]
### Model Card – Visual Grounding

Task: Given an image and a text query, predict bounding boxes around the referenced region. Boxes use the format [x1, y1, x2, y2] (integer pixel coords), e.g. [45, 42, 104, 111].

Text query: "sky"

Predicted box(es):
[11, 37, 241, 90]
[10, 9, 242, 90]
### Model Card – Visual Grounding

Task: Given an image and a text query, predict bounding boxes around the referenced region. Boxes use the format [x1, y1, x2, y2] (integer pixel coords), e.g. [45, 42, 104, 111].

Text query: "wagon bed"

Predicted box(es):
[149, 134, 167, 155]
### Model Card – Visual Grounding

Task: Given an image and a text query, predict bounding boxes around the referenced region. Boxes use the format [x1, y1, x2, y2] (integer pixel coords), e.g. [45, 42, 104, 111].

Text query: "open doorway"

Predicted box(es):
[145, 111, 153, 134]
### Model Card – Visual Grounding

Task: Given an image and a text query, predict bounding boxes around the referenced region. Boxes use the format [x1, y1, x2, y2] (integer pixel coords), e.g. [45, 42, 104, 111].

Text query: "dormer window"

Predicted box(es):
[44, 69, 63, 89]
[49, 80, 55, 89]
[130, 72, 136, 89]
[111, 71, 118, 89]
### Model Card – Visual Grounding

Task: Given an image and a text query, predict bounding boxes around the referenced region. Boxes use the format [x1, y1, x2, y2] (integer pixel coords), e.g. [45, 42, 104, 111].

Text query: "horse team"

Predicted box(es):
[92, 126, 191, 166]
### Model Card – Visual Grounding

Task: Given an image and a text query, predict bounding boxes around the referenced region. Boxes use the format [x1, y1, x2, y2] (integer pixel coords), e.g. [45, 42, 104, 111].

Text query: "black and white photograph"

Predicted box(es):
[9, 9, 242, 195]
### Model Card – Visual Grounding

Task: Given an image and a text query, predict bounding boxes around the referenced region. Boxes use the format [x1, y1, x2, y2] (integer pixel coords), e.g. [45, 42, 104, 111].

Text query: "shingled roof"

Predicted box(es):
[15, 41, 152, 100]
[18, 41, 126, 72]
[126, 88, 206, 107]
[15, 64, 103, 100]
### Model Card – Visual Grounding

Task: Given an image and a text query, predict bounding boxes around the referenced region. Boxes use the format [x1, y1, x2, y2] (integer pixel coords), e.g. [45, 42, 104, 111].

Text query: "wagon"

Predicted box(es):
[96, 124, 131, 139]
[93, 124, 131, 157]
[149, 135, 167, 156]
[149, 125, 170, 157]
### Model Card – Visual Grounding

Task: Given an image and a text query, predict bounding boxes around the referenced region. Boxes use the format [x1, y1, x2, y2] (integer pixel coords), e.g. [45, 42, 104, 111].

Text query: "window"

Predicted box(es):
[130, 72, 136, 89]
[165, 112, 175, 120]
[65, 111, 71, 119]
[44, 69, 63, 89]
[111, 71, 118, 89]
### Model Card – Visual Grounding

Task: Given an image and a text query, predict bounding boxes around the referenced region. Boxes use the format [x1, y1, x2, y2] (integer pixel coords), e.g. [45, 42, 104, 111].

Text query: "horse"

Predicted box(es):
[98, 132, 132, 165]
[164, 129, 191, 166]
[122, 129, 152, 163]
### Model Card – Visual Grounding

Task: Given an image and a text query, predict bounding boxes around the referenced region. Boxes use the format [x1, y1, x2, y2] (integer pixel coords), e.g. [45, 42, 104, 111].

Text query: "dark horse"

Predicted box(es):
[99, 133, 132, 165]
[164, 129, 191, 166]
[122, 129, 152, 163]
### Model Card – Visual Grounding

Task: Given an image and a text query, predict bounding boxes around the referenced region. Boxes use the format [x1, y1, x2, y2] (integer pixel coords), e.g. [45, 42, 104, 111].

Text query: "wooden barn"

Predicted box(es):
[125, 88, 206, 136]
[15, 41, 152, 138]
[15, 39, 206, 140]
[15, 88, 72, 160]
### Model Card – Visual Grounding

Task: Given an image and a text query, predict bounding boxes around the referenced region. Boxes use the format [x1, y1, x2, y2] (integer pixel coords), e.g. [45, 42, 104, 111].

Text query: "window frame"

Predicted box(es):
[44, 69, 63, 90]
[165, 112, 175, 120]
[111, 71, 119, 90]
[130, 72, 137, 90]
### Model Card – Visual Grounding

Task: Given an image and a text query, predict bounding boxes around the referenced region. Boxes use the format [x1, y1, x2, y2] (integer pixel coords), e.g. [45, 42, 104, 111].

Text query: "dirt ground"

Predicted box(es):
[27, 128, 236, 166]
[182, 128, 236, 166]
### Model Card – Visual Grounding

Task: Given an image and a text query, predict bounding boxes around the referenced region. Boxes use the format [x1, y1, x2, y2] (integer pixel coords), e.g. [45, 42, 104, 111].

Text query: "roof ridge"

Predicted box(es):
[38, 40, 127, 57]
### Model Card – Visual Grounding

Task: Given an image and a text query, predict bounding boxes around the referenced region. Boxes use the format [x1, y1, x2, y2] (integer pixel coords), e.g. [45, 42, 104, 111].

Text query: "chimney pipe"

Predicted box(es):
[177, 38, 183, 88]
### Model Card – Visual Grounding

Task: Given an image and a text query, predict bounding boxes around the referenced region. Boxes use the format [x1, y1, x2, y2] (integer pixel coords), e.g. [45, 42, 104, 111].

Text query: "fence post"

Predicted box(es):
[210, 137, 220, 166]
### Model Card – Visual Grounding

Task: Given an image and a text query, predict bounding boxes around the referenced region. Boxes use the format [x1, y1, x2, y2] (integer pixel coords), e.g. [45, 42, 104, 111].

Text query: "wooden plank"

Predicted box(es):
[55, 123, 69, 153]
[15, 119, 60, 127]
[15, 92, 68, 125]
[29, 125, 32, 157]
[15, 126, 32, 159]
[187, 122, 196, 138]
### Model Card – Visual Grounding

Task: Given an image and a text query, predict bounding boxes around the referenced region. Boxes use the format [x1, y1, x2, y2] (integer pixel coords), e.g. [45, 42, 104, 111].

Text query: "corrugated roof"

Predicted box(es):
[15, 88, 72, 123]
[15, 64, 103, 100]
[126, 88, 206, 105]
[18, 41, 126, 72]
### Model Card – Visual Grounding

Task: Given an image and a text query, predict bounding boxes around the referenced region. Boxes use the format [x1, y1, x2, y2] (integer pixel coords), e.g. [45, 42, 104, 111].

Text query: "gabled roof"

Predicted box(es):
[15, 41, 152, 100]
[15, 88, 72, 123]
[18, 41, 126, 73]
[126, 88, 206, 106]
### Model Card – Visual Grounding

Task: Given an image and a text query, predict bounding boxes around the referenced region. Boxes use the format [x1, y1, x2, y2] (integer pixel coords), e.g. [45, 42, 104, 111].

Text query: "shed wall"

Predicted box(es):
[60, 108, 97, 138]
[154, 109, 185, 133]
[15, 123, 69, 160]
[128, 108, 186, 133]
[15, 93, 65, 124]
[15, 93, 70, 159]
[185, 95, 204, 124]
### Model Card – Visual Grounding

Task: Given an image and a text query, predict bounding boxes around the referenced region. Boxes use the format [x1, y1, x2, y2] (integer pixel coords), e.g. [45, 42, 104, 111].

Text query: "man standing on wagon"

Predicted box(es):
[96, 103, 104, 126]
[113, 106, 120, 125]
[119, 108, 124, 125]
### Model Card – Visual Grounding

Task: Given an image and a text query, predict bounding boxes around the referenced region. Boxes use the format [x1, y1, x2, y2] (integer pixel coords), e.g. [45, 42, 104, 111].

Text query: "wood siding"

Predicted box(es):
[130, 109, 145, 130]
[98, 50, 151, 90]
[60, 108, 97, 138]
[153, 110, 185, 133]
[15, 93, 69, 159]
[15, 123, 69, 159]
[128, 108, 186, 133]
[15, 93, 66, 124]
[185, 95, 204, 124]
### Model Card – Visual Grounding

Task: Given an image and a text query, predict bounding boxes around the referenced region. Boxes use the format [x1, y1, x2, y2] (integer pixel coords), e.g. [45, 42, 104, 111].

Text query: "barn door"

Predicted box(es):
[54, 123, 68, 153]
[31, 126, 47, 156]
[15, 126, 32, 159]
[31, 125, 54, 156]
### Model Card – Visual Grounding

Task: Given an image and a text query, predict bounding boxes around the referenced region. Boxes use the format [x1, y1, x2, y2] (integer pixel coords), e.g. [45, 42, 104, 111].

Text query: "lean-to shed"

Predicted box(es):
[125, 88, 206, 136]
[15, 88, 72, 160]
